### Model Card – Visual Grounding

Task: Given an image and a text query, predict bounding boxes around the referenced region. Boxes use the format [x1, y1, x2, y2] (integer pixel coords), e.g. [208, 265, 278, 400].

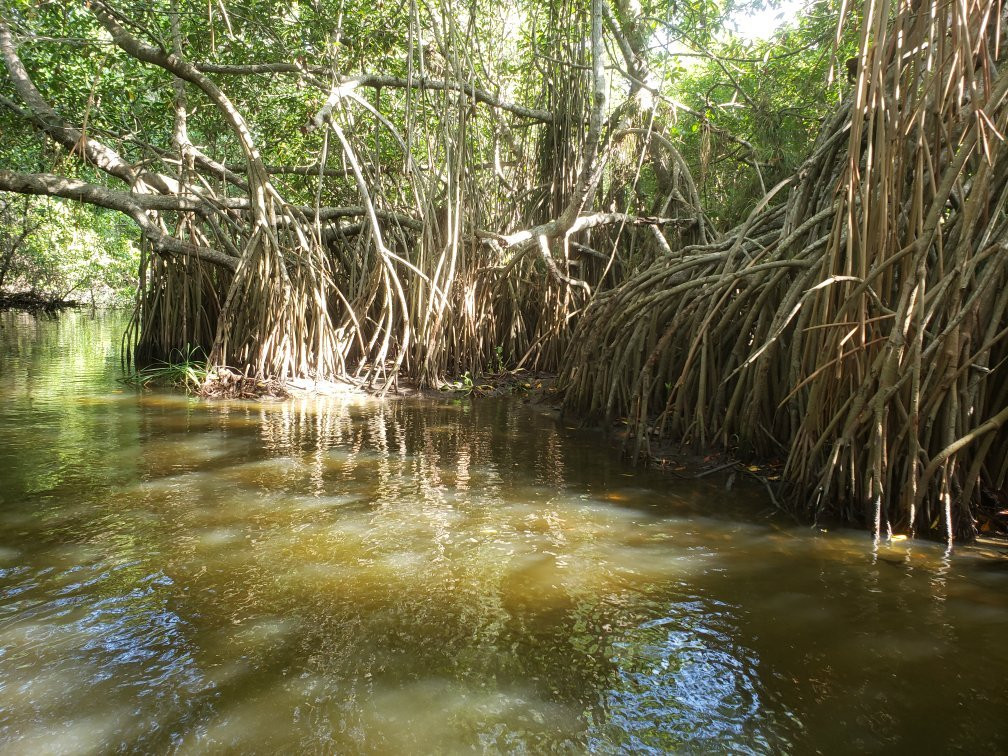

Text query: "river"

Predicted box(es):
[1, 311, 1006, 753]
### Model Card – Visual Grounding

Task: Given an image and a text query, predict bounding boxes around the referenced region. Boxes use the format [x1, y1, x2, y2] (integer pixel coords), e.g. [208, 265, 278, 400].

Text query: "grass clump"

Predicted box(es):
[122, 344, 208, 392]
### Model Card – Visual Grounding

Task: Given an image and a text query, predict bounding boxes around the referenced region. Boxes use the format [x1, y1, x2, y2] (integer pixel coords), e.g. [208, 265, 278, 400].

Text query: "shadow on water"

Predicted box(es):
[1, 311, 1007, 753]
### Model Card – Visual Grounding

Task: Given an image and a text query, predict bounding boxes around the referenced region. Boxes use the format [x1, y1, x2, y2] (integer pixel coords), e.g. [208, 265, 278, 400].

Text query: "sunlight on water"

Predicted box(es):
[1, 311, 1007, 752]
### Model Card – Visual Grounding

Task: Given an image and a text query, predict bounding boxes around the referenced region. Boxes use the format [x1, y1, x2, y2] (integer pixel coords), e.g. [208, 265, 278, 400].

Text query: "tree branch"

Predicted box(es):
[499, 0, 609, 255]
[194, 62, 555, 122]
[89, 2, 265, 170]
[0, 18, 138, 184]
[0, 169, 238, 271]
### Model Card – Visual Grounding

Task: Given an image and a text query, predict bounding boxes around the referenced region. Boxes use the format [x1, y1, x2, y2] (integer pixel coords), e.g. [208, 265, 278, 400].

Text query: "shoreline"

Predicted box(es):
[0, 291, 80, 312]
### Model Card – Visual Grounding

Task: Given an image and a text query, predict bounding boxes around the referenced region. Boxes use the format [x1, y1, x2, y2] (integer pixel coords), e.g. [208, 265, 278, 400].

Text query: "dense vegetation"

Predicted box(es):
[2, 0, 1007, 543]
[0, 195, 137, 306]
[0, 0, 839, 359]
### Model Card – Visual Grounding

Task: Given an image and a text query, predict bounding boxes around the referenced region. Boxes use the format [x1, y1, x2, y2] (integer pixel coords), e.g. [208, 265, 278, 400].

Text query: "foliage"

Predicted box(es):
[657, 0, 858, 229]
[0, 195, 139, 306]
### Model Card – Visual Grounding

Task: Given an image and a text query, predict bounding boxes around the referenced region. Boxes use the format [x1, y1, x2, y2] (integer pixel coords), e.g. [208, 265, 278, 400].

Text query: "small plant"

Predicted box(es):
[122, 344, 208, 392]
[495, 345, 505, 373]
[440, 370, 475, 396]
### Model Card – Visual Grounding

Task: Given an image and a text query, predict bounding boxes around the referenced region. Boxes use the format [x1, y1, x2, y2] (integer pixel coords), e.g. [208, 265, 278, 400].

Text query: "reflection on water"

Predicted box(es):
[1, 311, 1007, 753]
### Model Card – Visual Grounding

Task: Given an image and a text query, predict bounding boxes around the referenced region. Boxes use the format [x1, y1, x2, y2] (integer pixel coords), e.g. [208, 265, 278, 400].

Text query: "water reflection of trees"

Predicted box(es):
[250, 398, 571, 495]
[0, 311, 137, 503]
[5, 314, 1008, 752]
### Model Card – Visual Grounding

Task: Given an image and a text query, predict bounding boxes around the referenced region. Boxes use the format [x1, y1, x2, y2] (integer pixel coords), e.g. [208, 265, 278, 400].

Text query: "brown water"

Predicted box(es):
[0, 311, 1007, 754]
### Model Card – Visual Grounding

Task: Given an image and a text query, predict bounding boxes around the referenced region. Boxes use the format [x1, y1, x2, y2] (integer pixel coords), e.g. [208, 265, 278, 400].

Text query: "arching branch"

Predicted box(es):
[194, 62, 556, 123]
[0, 169, 238, 271]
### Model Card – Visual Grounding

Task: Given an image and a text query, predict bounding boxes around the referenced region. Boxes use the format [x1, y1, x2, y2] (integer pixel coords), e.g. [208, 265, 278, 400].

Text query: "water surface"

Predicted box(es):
[1, 311, 1007, 753]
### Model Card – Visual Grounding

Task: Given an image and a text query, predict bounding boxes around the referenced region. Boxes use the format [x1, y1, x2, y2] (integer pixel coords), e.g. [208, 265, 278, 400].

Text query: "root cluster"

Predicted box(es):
[562, 1, 1008, 540]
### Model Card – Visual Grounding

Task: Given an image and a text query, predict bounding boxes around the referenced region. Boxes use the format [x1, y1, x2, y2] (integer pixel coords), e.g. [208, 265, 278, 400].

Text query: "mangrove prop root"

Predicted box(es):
[560, 0, 1008, 542]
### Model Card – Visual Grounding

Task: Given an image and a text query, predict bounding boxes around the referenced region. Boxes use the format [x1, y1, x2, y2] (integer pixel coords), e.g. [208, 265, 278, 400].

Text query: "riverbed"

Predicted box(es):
[1, 311, 1006, 753]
